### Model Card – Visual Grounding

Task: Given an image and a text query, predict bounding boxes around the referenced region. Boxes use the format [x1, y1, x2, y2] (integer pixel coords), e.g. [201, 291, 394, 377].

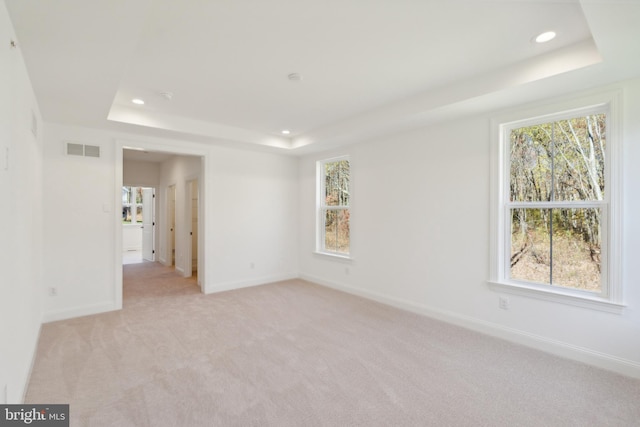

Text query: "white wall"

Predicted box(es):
[205, 146, 299, 291]
[123, 159, 160, 188]
[0, 1, 44, 403]
[41, 125, 299, 321]
[299, 78, 640, 378]
[42, 124, 117, 321]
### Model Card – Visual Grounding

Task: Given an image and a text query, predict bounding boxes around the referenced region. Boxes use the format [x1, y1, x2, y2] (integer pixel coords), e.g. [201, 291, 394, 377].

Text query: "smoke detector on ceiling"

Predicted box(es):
[159, 91, 174, 101]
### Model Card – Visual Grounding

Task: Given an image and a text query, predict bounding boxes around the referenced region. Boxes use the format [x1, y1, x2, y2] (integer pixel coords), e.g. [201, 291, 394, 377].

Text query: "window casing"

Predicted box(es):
[489, 92, 623, 312]
[317, 156, 351, 257]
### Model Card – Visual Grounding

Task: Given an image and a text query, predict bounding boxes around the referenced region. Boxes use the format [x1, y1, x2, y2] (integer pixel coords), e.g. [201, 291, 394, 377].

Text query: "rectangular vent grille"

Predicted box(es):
[84, 145, 100, 157]
[66, 143, 84, 156]
[66, 142, 100, 158]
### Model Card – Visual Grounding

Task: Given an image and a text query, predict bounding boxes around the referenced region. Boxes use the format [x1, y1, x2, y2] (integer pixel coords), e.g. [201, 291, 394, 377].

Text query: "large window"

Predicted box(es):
[317, 157, 350, 256]
[490, 93, 622, 311]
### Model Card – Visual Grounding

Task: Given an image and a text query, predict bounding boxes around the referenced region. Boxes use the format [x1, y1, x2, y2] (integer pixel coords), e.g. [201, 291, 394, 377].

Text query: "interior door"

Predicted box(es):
[142, 187, 154, 261]
[168, 185, 176, 266]
[190, 180, 198, 274]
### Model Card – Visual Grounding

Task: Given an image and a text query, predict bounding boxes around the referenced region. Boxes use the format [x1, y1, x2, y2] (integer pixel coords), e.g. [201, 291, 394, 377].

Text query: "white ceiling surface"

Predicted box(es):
[6, 0, 640, 154]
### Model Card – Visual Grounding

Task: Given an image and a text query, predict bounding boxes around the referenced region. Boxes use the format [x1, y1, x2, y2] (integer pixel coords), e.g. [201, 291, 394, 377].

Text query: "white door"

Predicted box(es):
[142, 188, 154, 261]
[168, 185, 176, 266]
[190, 180, 198, 274]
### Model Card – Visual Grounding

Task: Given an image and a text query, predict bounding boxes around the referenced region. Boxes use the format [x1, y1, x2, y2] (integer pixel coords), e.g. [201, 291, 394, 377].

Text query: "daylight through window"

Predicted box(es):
[122, 186, 144, 224]
[317, 157, 350, 256]
[506, 110, 607, 294]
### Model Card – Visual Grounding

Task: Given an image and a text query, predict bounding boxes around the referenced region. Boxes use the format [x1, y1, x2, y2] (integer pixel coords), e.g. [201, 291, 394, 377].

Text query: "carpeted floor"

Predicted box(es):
[25, 262, 640, 426]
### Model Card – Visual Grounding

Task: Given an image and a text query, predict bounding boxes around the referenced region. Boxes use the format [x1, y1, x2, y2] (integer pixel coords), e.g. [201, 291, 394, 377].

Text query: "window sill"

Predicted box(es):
[313, 251, 353, 262]
[487, 280, 625, 314]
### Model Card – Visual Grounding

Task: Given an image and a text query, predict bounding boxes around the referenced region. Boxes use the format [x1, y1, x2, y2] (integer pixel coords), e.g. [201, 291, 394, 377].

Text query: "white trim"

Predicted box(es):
[204, 273, 299, 294]
[42, 302, 117, 323]
[487, 281, 624, 314]
[301, 274, 640, 380]
[316, 155, 351, 257]
[165, 183, 177, 268]
[489, 89, 623, 308]
[19, 323, 41, 404]
[114, 143, 124, 309]
[313, 251, 353, 262]
[607, 90, 623, 304]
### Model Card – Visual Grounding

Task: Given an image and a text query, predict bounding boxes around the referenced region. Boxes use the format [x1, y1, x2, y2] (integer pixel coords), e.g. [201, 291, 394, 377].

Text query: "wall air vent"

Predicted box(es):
[66, 143, 84, 156]
[65, 142, 101, 158]
[84, 145, 100, 158]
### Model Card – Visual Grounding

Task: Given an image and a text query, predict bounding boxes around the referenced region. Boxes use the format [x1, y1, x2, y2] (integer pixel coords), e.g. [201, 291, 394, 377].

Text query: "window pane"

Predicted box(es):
[122, 186, 131, 222]
[325, 160, 350, 206]
[553, 115, 605, 202]
[551, 208, 601, 292]
[324, 209, 350, 254]
[510, 124, 552, 202]
[510, 208, 550, 284]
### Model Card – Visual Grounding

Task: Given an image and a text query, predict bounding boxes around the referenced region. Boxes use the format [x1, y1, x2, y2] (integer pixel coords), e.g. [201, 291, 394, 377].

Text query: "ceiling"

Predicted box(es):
[6, 0, 640, 154]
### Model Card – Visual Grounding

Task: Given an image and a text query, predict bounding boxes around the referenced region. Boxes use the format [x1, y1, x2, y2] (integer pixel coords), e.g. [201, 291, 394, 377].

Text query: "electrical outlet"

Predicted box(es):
[498, 296, 509, 310]
[49, 287, 57, 297]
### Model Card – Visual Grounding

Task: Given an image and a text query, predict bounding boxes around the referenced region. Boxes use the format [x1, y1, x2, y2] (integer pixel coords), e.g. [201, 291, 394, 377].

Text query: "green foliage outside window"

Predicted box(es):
[322, 159, 350, 255]
[509, 114, 605, 291]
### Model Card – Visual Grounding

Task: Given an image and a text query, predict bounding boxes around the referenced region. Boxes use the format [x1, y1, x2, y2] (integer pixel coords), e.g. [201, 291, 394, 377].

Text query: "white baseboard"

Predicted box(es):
[300, 274, 640, 380]
[20, 322, 42, 403]
[42, 301, 117, 323]
[205, 273, 299, 294]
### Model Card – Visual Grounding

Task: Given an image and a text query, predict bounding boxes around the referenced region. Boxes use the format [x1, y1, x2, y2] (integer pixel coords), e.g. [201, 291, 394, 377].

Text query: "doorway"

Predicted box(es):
[117, 143, 208, 310]
[167, 184, 176, 267]
[187, 179, 199, 280]
[122, 186, 155, 264]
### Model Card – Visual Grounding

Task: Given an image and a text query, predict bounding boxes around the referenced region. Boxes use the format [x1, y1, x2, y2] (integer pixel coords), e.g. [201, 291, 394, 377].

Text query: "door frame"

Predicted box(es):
[121, 185, 156, 262]
[115, 139, 209, 310]
[141, 187, 155, 262]
[184, 177, 199, 284]
[166, 184, 176, 267]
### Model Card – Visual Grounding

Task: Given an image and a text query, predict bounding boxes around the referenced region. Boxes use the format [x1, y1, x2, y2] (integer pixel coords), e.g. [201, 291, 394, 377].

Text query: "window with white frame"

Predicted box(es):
[490, 93, 623, 311]
[122, 186, 144, 223]
[317, 156, 350, 256]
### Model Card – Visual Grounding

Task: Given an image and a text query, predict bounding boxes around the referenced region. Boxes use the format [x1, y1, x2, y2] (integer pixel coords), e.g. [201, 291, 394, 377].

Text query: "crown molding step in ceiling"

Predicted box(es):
[6, 0, 640, 153]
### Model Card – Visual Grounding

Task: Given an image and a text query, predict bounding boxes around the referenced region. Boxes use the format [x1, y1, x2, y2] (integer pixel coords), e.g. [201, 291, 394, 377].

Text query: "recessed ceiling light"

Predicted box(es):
[535, 31, 556, 43]
[281, 130, 291, 135]
[132, 98, 145, 105]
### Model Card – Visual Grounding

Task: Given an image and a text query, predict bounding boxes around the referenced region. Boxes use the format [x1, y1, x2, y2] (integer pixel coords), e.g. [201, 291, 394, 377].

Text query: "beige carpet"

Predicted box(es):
[26, 262, 640, 426]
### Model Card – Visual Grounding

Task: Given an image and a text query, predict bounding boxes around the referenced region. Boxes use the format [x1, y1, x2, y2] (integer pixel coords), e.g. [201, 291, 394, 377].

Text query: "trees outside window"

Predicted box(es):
[490, 93, 623, 310]
[317, 157, 350, 256]
[508, 114, 605, 292]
